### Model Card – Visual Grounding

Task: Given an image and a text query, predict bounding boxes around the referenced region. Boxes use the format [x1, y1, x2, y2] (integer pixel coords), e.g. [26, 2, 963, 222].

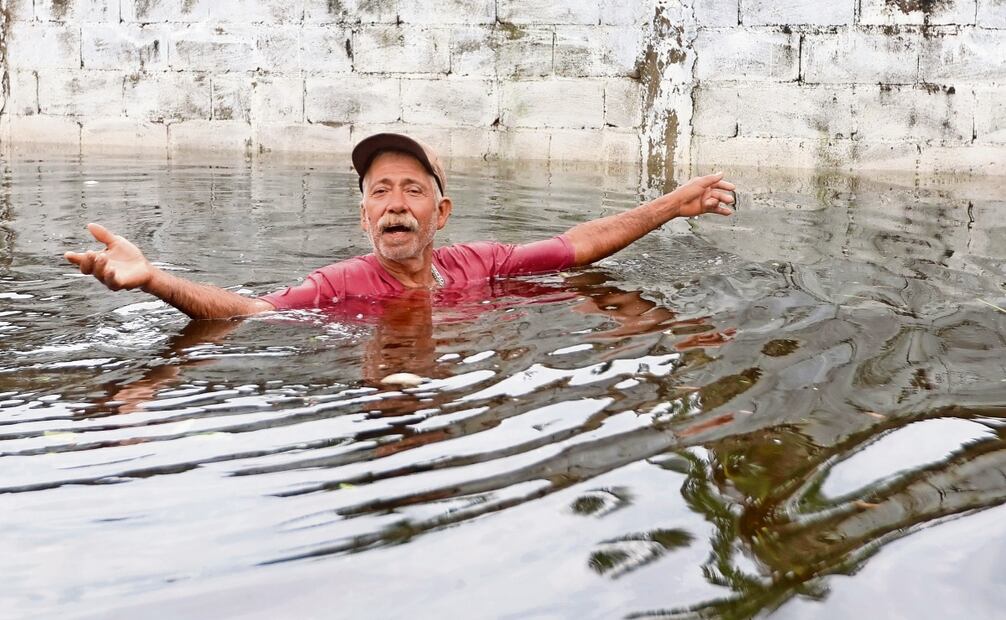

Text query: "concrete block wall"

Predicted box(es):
[0, 0, 1003, 178]
[690, 0, 1006, 176]
[0, 0, 648, 166]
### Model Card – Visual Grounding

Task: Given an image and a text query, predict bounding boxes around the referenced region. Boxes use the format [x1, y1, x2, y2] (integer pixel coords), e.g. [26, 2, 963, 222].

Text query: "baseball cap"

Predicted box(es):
[352, 133, 447, 195]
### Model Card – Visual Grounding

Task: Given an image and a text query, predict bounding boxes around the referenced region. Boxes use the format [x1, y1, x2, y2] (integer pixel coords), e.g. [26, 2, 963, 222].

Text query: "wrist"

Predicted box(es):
[139, 265, 165, 294]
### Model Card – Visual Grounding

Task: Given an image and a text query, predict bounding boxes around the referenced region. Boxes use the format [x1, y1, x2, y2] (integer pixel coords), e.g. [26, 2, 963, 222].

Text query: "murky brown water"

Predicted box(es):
[1, 155, 1005, 619]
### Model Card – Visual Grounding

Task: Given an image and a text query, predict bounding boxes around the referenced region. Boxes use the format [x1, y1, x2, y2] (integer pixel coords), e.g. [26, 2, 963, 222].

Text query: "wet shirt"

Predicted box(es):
[260, 235, 576, 311]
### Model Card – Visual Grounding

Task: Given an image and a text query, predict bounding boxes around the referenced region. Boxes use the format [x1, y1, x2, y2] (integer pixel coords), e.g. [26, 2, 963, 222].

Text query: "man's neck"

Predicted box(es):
[375, 246, 436, 288]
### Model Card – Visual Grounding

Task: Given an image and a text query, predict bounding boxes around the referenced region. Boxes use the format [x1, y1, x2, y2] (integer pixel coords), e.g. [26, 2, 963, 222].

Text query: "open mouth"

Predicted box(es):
[382, 224, 414, 235]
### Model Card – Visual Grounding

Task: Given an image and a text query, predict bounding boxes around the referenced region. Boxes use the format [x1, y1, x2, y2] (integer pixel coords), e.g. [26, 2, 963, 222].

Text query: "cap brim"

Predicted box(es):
[352, 133, 443, 194]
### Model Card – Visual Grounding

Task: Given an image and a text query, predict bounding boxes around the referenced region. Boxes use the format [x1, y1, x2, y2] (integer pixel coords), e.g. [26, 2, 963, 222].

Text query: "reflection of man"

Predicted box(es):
[65, 133, 735, 319]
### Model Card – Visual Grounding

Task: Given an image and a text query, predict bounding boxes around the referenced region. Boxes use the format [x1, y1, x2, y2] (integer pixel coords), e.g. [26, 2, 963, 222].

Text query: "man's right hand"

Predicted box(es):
[64, 223, 156, 292]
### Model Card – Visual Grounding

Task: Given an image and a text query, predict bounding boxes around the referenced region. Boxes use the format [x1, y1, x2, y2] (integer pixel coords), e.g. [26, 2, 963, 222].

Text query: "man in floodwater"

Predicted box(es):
[65, 133, 735, 319]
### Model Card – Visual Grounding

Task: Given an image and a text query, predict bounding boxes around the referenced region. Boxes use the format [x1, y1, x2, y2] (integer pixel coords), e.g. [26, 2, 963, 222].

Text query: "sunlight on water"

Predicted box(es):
[0, 155, 1005, 619]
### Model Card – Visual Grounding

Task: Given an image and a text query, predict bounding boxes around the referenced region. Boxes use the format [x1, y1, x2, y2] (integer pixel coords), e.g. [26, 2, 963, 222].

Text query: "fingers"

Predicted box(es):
[73, 250, 98, 275]
[87, 222, 117, 246]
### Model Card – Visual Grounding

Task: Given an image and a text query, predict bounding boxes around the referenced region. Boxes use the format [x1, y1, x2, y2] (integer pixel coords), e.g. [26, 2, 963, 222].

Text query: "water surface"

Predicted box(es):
[1, 155, 1005, 619]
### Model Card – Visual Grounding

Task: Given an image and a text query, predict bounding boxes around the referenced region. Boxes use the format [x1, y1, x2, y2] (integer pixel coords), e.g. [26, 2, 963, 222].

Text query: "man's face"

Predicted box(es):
[360, 152, 451, 263]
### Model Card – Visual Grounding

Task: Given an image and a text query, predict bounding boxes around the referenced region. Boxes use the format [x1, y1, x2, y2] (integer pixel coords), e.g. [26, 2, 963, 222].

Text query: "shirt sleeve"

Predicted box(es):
[493, 234, 576, 277]
[259, 269, 341, 311]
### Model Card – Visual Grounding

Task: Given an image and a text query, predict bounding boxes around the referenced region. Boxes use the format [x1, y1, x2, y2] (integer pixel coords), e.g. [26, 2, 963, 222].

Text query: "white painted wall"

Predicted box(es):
[0, 0, 1003, 178]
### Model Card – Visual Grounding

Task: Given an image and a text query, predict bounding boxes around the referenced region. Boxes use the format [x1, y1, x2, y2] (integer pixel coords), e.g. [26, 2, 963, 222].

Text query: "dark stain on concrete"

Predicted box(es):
[50, 0, 70, 20]
[886, 0, 949, 13]
[327, 0, 343, 15]
[639, 4, 687, 192]
[345, 37, 353, 60]
[136, 0, 160, 20]
[181, 0, 198, 14]
[496, 21, 526, 41]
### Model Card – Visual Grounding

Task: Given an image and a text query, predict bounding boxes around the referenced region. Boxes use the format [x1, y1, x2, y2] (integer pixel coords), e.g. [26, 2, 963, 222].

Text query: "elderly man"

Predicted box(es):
[65, 133, 736, 319]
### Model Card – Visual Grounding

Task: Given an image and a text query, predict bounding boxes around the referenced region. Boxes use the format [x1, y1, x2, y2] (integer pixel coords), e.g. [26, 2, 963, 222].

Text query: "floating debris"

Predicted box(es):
[380, 373, 425, 388]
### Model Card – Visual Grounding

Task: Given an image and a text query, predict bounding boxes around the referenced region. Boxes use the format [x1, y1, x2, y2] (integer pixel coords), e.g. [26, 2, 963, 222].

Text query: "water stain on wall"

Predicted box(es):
[50, 0, 70, 20]
[886, 0, 950, 13]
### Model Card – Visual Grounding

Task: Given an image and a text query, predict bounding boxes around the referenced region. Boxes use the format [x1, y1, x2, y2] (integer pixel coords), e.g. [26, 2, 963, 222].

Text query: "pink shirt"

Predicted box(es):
[260, 235, 575, 311]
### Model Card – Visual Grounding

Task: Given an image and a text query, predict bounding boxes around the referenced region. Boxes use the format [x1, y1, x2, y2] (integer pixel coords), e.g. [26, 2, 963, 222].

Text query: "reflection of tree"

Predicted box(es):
[630, 405, 1006, 619]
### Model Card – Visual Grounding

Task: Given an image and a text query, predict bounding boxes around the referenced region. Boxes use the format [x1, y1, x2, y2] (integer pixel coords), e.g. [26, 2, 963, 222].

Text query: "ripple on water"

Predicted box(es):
[1, 157, 1005, 618]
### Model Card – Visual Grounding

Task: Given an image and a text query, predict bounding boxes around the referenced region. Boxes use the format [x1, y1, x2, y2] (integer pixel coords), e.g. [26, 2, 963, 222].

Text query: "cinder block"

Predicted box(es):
[399, 0, 494, 24]
[203, 0, 304, 23]
[853, 85, 974, 143]
[743, 0, 854, 25]
[693, 29, 799, 82]
[493, 26, 555, 78]
[691, 84, 739, 137]
[920, 29, 1006, 83]
[121, 0, 208, 23]
[300, 26, 353, 73]
[498, 0, 601, 25]
[601, 129, 642, 163]
[258, 26, 303, 72]
[496, 128, 551, 160]
[402, 78, 497, 126]
[695, 0, 739, 27]
[501, 80, 605, 129]
[975, 87, 1006, 143]
[354, 25, 451, 74]
[3, 115, 81, 146]
[554, 26, 642, 77]
[7, 24, 81, 70]
[860, 0, 977, 25]
[169, 120, 252, 154]
[692, 136, 865, 171]
[351, 123, 448, 153]
[449, 26, 497, 76]
[36, 0, 117, 22]
[211, 74, 251, 122]
[124, 71, 211, 122]
[549, 129, 603, 161]
[604, 78, 642, 128]
[255, 123, 353, 154]
[306, 75, 401, 124]
[723, 83, 856, 139]
[599, 0, 653, 25]
[447, 127, 495, 159]
[168, 24, 259, 71]
[81, 118, 168, 152]
[251, 76, 304, 123]
[978, 0, 1006, 27]
[8, 71, 39, 117]
[38, 70, 124, 117]
[304, 0, 398, 24]
[803, 30, 919, 84]
[918, 144, 1006, 175]
[82, 24, 167, 71]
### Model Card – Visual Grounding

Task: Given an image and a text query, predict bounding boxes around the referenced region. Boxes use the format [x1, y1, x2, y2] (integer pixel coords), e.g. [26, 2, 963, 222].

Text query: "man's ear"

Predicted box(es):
[359, 201, 369, 232]
[436, 197, 453, 230]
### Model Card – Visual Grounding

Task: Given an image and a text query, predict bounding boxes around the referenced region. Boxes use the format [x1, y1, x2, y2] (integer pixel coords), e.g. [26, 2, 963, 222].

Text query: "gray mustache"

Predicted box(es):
[379, 215, 419, 232]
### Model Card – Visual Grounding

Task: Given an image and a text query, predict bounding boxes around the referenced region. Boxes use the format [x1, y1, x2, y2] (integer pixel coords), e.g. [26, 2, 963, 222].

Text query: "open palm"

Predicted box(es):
[64, 223, 155, 291]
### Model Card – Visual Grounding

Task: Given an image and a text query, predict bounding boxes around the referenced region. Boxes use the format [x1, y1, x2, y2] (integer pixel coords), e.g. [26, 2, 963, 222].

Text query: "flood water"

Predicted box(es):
[2, 154, 1005, 619]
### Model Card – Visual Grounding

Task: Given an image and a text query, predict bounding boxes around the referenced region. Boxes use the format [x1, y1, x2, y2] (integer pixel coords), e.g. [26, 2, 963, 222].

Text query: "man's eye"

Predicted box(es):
[372, 188, 387, 195]
[407, 187, 422, 195]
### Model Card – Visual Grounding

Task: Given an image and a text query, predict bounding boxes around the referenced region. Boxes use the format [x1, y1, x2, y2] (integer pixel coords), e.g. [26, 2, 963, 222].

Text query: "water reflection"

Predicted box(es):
[0, 156, 1005, 618]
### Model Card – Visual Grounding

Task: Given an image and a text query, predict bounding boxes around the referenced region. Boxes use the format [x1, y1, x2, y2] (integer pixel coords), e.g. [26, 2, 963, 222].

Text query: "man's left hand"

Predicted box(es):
[670, 173, 736, 218]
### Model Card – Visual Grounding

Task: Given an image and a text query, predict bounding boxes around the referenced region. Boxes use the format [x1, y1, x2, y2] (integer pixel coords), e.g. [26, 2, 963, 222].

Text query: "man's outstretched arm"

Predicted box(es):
[563, 173, 736, 267]
[65, 223, 274, 320]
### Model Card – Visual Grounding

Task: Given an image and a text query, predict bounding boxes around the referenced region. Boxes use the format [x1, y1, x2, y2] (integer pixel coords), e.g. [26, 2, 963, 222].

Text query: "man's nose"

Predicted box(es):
[387, 188, 408, 211]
